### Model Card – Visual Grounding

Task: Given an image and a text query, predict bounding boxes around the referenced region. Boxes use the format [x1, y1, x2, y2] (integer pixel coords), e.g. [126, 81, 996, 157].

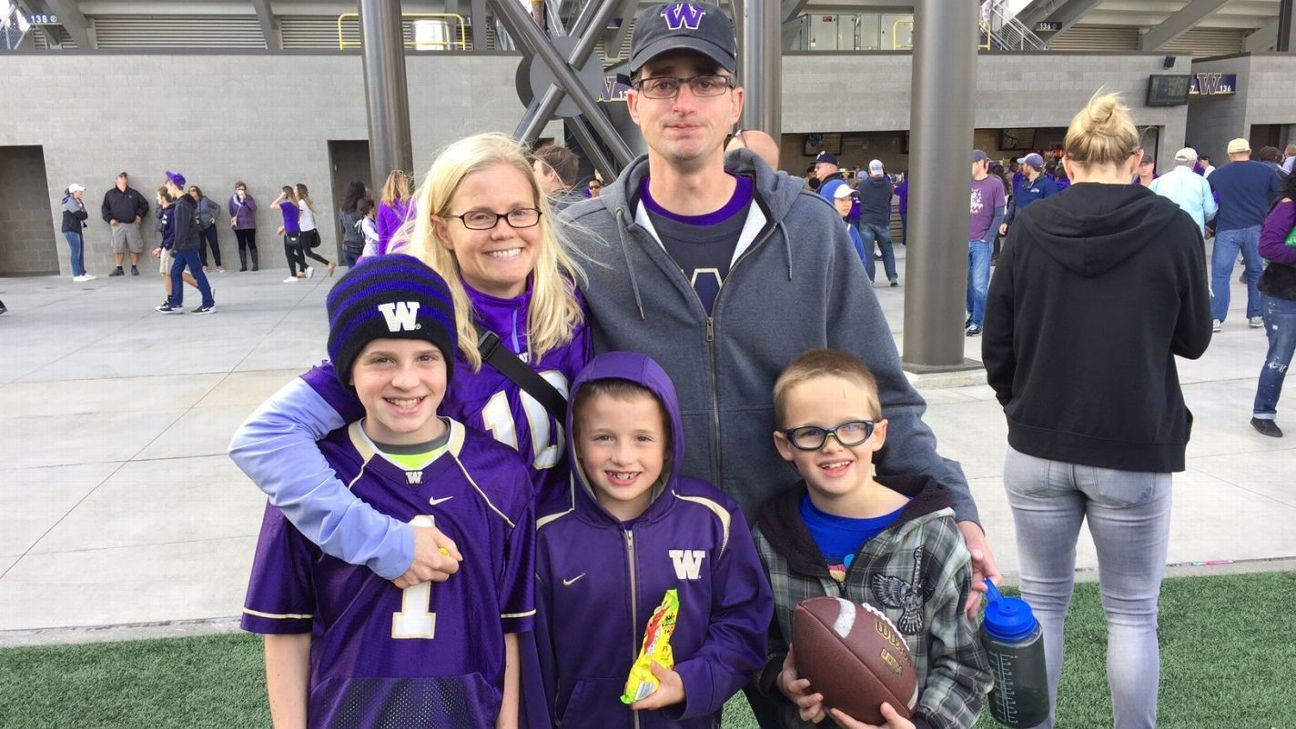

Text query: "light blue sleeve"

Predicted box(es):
[228, 377, 413, 579]
[1202, 179, 1218, 222]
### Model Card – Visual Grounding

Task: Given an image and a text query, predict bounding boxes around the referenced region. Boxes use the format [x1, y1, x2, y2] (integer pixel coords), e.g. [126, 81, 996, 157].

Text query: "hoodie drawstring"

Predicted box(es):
[614, 207, 647, 321]
[777, 220, 792, 281]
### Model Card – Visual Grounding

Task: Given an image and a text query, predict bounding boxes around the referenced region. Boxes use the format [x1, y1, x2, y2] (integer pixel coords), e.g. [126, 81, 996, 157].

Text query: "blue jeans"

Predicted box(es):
[168, 248, 214, 308]
[63, 231, 86, 277]
[1254, 294, 1296, 419]
[1210, 226, 1262, 321]
[966, 239, 992, 326]
[1004, 447, 1171, 729]
[899, 212, 907, 246]
[858, 222, 898, 282]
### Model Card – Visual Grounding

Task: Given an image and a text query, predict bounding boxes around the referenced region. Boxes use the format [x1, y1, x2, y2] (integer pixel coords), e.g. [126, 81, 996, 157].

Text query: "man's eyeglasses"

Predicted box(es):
[632, 74, 735, 99]
[446, 208, 542, 231]
[782, 420, 875, 451]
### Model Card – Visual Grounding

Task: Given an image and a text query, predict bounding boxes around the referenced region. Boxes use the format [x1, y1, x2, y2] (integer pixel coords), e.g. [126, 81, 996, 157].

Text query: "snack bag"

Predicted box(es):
[621, 589, 680, 704]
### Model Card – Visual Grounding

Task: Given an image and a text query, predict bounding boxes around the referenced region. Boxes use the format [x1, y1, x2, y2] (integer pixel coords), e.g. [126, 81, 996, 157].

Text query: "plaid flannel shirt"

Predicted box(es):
[752, 476, 992, 729]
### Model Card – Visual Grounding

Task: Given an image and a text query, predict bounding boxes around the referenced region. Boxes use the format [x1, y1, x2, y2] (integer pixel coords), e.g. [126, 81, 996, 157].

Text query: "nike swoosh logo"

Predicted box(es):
[428, 496, 454, 507]
[562, 573, 586, 587]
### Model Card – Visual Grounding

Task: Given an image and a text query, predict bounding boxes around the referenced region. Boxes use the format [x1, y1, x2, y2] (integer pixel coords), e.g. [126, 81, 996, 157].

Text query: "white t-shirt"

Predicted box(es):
[298, 200, 317, 231]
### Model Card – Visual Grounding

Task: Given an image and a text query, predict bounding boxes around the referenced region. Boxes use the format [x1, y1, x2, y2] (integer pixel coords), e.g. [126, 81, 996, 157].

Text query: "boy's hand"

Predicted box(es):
[151, 247, 162, 258]
[629, 661, 686, 711]
[958, 520, 1002, 618]
[777, 645, 827, 723]
[829, 702, 916, 729]
[393, 525, 462, 588]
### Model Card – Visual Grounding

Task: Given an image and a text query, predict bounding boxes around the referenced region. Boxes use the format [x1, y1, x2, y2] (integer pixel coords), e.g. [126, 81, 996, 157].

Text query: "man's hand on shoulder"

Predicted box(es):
[957, 520, 1001, 618]
[393, 525, 462, 588]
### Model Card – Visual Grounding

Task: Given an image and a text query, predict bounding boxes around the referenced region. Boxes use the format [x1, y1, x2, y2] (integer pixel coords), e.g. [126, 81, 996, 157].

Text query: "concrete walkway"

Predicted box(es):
[1, 249, 1292, 644]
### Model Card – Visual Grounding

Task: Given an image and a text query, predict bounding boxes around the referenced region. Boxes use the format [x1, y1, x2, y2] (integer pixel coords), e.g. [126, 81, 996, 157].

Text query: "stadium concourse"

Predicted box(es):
[0, 248, 1292, 644]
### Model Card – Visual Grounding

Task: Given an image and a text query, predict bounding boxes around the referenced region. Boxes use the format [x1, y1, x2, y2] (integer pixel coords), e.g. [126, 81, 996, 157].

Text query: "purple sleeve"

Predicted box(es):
[1259, 200, 1296, 265]
[672, 507, 773, 720]
[241, 502, 316, 635]
[498, 485, 537, 635]
[377, 202, 406, 250]
[228, 197, 237, 217]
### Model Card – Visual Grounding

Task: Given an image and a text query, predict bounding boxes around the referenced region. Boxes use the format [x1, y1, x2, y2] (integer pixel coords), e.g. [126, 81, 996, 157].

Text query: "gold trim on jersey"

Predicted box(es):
[673, 493, 732, 554]
[243, 607, 313, 620]
[536, 479, 579, 531]
[501, 609, 537, 619]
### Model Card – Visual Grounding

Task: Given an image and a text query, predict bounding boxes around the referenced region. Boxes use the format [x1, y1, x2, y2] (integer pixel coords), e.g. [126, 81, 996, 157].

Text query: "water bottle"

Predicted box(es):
[980, 579, 1050, 728]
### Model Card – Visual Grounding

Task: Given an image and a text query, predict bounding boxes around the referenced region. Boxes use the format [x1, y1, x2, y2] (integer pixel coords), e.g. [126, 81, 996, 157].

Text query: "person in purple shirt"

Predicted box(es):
[227, 181, 259, 271]
[1251, 172, 1296, 438]
[229, 132, 588, 589]
[966, 150, 1006, 337]
[272, 185, 309, 282]
[894, 175, 909, 246]
[376, 169, 414, 256]
[534, 351, 771, 728]
[242, 256, 535, 728]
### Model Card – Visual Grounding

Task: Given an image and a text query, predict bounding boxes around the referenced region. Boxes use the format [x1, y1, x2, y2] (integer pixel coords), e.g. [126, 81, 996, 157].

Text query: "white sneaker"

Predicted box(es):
[304, 267, 315, 279]
[283, 276, 299, 283]
[73, 275, 86, 282]
[1212, 319, 1222, 333]
[1249, 316, 1264, 328]
[81, 273, 96, 281]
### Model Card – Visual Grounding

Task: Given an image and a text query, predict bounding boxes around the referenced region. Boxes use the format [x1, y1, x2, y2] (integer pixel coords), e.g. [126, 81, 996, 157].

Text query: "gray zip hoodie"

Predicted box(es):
[561, 149, 977, 525]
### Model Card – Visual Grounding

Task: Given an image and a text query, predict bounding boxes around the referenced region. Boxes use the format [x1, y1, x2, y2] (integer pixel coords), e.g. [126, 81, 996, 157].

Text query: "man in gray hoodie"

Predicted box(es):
[562, 1, 995, 609]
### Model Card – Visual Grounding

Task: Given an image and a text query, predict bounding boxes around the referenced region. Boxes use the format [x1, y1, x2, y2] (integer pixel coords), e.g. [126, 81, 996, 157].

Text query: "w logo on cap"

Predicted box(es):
[661, 2, 705, 31]
[378, 301, 421, 332]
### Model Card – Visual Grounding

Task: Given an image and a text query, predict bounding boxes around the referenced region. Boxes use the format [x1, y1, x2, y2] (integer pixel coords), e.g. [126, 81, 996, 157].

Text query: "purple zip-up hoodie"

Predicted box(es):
[534, 352, 772, 728]
[377, 199, 413, 255]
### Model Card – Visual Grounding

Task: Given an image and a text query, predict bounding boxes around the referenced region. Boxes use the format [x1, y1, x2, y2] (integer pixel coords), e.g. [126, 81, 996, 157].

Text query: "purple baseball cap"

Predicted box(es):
[164, 171, 186, 188]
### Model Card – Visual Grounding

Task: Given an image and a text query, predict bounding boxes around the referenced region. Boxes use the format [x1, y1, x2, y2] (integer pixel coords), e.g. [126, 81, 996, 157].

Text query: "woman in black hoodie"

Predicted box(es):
[982, 92, 1212, 729]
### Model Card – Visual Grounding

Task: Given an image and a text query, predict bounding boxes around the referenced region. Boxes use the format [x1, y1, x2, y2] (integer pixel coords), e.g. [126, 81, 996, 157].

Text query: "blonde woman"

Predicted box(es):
[272, 185, 308, 282]
[230, 132, 588, 587]
[376, 169, 414, 255]
[295, 183, 336, 276]
[983, 92, 1211, 728]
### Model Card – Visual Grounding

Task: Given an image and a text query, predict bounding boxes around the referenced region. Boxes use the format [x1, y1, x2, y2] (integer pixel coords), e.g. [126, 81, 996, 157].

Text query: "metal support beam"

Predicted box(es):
[43, 0, 91, 49]
[782, 0, 810, 24]
[470, 0, 488, 50]
[250, 0, 281, 51]
[903, 0, 978, 371]
[1279, 0, 1294, 51]
[739, 0, 780, 140]
[607, 0, 639, 61]
[569, 116, 619, 186]
[1245, 18, 1279, 51]
[515, 0, 620, 145]
[490, 0, 635, 169]
[1139, 0, 1230, 51]
[1048, 0, 1104, 35]
[360, 0, 414, 191]
[1016, 0, 1101, 35]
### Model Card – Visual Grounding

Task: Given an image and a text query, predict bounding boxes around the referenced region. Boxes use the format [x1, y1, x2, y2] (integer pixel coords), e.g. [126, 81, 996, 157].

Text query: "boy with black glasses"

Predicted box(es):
[752, 349, 991, 729]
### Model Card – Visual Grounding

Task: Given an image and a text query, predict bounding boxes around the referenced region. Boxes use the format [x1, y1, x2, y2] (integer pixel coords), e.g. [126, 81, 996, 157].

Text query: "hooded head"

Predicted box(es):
[566, 352, 685, 522]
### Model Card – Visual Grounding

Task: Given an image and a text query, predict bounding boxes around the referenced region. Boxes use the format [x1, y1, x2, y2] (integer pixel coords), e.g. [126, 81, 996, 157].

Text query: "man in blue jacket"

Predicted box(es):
[1208, 137, 1283, 331]
[999, 152, 1056, 239]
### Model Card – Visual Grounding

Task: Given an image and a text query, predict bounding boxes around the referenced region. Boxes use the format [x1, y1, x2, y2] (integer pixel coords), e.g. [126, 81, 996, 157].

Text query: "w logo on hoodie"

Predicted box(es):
[669, 549, 706, 580]
[661, 3, 705, 31]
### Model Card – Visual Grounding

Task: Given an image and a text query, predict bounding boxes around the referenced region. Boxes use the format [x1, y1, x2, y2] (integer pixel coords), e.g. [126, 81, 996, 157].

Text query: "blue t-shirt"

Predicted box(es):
[800, 493, 906, 579]
[1209, 160, 1283, 231]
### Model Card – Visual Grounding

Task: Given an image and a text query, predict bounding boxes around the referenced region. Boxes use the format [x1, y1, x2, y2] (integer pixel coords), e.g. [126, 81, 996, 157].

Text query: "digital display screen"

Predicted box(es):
[1147, 75, 1191, 107]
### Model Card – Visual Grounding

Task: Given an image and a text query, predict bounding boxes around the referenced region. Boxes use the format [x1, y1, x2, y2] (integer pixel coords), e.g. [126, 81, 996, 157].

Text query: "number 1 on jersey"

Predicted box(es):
[392, 515, 437, 639]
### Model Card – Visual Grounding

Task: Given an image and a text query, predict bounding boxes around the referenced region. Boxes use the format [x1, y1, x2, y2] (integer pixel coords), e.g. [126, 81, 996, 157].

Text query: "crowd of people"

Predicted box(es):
[6, 2, 1292, 727]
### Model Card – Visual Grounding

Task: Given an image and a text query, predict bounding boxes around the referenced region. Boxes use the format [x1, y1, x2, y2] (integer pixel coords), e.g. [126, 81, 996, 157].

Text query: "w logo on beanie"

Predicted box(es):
[378, 301, 422, 332]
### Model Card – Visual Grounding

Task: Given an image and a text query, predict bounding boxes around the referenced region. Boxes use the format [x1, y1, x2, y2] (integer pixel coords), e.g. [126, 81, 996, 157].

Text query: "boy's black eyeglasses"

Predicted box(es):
[632, 75, 735, 99]
[782, 420, 875, 451]
[447, 208, 542, 230]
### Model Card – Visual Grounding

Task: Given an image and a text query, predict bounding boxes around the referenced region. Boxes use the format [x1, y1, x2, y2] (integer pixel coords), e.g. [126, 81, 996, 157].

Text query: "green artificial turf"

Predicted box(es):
[1, 572, 1292, 729]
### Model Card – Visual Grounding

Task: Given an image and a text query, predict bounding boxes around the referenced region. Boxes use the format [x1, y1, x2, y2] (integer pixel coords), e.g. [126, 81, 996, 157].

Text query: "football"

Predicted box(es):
[792, 596, 919, 724]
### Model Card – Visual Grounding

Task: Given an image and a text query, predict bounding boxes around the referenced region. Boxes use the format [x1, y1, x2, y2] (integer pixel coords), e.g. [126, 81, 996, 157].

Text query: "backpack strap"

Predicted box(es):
[476, 328, 568, 422]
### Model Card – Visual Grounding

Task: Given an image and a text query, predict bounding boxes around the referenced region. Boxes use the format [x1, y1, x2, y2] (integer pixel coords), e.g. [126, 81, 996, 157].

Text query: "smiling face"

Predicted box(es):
[433, 163, 541, 299]
[574, 389, 669, 522]
[627, 50, 743, 172]
[350, 338, 448, 446]
[773, 374, 888, 503]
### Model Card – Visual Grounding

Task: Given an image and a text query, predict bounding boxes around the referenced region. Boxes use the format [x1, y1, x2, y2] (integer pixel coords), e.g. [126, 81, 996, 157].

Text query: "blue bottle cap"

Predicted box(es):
[982, 579, 1038, 641]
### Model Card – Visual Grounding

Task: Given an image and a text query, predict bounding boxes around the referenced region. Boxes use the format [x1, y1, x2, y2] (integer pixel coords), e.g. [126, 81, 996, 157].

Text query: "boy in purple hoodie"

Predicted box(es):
[534, 351, 772, 728]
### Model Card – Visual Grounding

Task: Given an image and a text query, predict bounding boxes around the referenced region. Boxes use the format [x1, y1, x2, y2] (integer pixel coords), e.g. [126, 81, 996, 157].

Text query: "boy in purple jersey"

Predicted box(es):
[229, 134, 587, 592]
[534, 351, 772, 728]
[242, 255, 535, 729]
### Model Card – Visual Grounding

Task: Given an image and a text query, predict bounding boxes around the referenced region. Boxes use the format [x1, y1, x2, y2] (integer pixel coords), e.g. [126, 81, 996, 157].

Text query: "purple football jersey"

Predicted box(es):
[303, 281, 590, 503]
[241, 419, 536, 729]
